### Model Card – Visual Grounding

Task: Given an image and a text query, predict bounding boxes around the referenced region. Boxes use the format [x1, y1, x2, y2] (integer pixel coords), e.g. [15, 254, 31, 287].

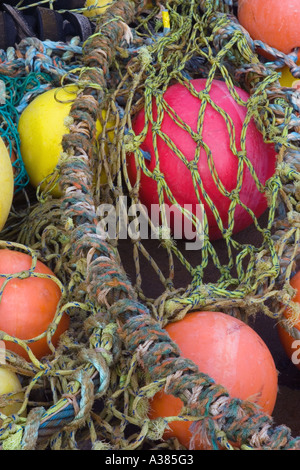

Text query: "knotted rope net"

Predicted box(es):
[0, 0, 299, 450]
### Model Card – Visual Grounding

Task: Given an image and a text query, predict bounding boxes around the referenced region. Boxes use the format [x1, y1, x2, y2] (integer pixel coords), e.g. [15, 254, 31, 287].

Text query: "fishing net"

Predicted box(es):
[0, 0, 299, 450]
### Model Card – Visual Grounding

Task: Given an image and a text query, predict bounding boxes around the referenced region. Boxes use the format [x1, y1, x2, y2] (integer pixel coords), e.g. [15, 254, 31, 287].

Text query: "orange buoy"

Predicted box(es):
[238, 0, 300, 57]
[277, 271, 300, 370]
[0, 249, 69, 361]
[149, 311, 278, 449]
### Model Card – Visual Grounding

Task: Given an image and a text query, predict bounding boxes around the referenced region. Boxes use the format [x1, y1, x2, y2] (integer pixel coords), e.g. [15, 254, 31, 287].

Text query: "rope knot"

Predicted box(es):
[123, 131, 139, 153]
[151, 167, 166, 184]
[229, 188, 241, 203]
[151, 122, 162, 134]
[138, 46, 153, 67]
[186, 159, 199, 173]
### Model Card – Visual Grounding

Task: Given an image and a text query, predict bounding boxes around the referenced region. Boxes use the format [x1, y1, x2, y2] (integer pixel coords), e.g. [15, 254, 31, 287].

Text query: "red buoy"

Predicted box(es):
[127, 79, 276, 240]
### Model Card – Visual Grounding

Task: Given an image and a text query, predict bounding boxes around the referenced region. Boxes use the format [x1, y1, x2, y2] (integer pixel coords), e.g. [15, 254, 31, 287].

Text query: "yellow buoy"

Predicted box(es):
[0, 137, 14, 231]
[18, 86, 78, 197]
[18, 86, 115, 197]
[0, 366, 25, 417]
[279, 61, 300, 88]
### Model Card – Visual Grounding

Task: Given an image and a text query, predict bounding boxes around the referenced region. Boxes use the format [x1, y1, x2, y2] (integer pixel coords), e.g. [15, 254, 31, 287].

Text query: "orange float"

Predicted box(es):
[0, 249, 69, 361]
[277, 271, 300, 370]
[149, 311, 278, 449]
[238, 0, 300, 57]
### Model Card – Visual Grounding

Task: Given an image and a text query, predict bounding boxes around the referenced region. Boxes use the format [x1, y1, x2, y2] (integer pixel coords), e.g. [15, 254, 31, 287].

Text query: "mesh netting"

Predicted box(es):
[0, 0, 299, 450]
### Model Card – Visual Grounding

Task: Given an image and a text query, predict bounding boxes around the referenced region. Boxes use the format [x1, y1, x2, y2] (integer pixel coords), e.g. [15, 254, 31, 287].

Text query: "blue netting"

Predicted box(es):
[0, 72, 53, 193]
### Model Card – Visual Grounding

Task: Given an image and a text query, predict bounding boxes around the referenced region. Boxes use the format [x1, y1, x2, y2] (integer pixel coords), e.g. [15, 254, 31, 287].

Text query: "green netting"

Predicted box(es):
[0, 0, 299, 451]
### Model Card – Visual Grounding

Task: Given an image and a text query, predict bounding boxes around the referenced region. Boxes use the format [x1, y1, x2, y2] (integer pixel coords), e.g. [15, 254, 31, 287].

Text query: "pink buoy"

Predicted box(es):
[127, 79, 277, 240]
